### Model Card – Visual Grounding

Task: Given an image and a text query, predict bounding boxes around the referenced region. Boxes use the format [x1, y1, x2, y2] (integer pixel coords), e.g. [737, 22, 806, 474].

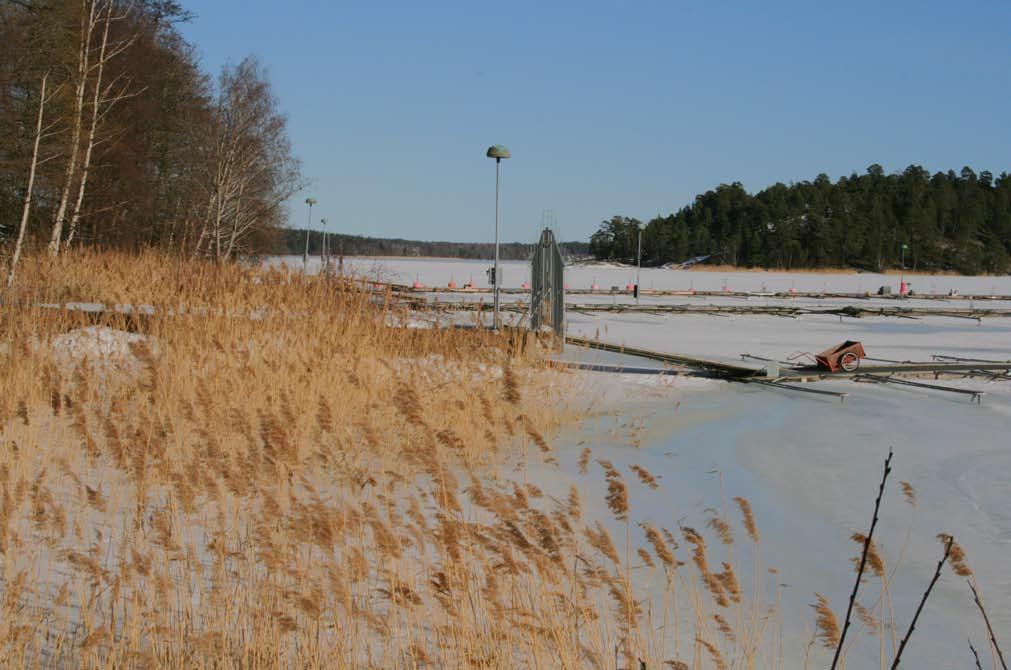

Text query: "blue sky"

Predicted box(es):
[180, 1, 1011, 243]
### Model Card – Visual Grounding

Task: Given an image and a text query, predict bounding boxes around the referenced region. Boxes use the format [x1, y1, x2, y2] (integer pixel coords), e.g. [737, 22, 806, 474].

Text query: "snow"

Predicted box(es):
[273, 255, 1011, 664]
[566, 311, 1011, 367]
[549, 298, 1011, 666]
[539, 361, 1011, 666]
[48, 326, 157, 392]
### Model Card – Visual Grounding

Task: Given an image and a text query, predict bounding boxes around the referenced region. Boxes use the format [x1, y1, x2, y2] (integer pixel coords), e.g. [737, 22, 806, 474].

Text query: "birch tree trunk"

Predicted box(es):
[7, 73, 50, 288]
[66, 0, 113, 249]
[49, 0, 96, 257]
[223, 181, 247, 261]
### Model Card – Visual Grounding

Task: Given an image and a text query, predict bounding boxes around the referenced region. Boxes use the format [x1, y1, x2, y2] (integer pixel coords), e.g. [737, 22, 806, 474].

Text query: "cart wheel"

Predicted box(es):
[840, 352, 860, 372]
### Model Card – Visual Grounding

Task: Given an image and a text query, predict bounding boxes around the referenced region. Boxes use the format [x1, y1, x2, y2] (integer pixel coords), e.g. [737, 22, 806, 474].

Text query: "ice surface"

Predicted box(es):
[531, 370, 1011, 667]
[273, 255, 1011, 664]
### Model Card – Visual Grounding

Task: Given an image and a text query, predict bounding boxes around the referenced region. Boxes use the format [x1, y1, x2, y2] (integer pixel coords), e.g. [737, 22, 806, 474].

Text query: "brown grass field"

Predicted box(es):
[0, 251, 999, 669]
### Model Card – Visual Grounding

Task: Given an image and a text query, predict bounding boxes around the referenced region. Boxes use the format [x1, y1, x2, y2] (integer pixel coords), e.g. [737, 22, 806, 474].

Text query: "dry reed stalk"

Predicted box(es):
[936, 533, 972, 577]
[969, 581, 1008, 670]
[641, 524, 676, 571]
[889, 535, 952, 668]
[854, 601, 878, 634]
[629, 465, 659, 490]
[899, 481, 916, 506]
[734, 496, 759, 543]
[831, 449, 892, 670]
[0, 252, 585, 666]
[812, 593, 841, 649]
[697, 636, 728, 670]
[707, 514, 733, 546]
[850, 533, 886, 578]
[4, 251, 986, 670]
[605, 476, 629, 523]
[970, 638, 984, 670]
[566, 485, 581, 523]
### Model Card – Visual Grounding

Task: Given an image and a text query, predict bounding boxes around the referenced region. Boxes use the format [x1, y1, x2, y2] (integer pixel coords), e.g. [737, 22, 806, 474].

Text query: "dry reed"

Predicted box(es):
[0, 251, 995, 669]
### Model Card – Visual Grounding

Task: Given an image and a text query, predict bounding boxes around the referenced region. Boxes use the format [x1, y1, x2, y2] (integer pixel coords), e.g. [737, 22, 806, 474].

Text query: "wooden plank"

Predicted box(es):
[855, 374, 984, 402]
[547, 360, 687, 376]
[564, 336, 762, 378]
[745, 379, 849, 401]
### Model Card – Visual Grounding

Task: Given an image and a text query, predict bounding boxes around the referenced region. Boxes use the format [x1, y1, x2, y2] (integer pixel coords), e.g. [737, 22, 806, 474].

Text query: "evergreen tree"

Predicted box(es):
[590, 165, 1011, 274]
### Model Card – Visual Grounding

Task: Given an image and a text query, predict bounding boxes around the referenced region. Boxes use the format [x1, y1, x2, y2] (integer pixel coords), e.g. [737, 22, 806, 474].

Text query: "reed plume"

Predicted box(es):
[937, 533, 972, 577]
[812, 593, 841, 649]
[734, 496, 759, 543]
[629, 464, 659, 490]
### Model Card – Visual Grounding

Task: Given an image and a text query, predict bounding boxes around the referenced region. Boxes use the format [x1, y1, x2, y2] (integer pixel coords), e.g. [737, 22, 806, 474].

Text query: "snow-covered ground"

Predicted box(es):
[540, 367, 1011, 667]
[271, 255, 1011, 664]
[554, 271, 1011, 665]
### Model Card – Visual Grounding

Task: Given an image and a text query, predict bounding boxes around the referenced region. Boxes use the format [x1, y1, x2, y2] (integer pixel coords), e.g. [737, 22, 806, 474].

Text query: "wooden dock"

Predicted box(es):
[563, 336, 1011, 402]
[563, 336, 766, 378]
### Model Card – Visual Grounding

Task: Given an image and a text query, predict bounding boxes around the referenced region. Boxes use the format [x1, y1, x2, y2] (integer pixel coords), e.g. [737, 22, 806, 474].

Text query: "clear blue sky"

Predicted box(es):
[180, 1, 1011, 243]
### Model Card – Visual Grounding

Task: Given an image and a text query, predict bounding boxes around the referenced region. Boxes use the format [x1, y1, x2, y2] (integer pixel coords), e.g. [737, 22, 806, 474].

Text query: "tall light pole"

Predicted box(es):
[486, 145, 510, 330]
[900, 242, 909, 296]
[321, 217, 328, 269]
[303, 197, 317, 270]
[636, 227, 642, 305]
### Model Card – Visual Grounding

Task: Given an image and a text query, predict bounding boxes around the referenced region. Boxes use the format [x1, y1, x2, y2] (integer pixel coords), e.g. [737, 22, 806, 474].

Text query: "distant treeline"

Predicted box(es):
[275, 230, 590, 261]
[590, 165, 1011, 274]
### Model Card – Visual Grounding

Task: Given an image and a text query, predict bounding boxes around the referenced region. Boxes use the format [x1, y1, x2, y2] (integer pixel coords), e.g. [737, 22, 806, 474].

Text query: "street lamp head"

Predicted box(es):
[305, 197, 317, 206]
[486, 145, 511, 160]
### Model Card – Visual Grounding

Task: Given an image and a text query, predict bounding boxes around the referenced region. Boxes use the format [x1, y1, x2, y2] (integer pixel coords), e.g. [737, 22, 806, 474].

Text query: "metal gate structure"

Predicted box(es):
[530, 228, 565, 338]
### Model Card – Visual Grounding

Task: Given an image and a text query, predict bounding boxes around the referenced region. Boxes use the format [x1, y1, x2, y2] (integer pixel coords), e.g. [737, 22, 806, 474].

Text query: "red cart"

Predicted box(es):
[815, 341, 866, 372]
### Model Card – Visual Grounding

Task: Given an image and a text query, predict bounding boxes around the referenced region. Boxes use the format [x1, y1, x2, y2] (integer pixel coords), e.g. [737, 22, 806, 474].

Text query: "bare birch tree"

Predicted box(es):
[7, 72, 62, 287]
[8, 73, 48, 289]
[192, 57, 300, 261]
[65, 0, 139, 248]
[48, 0, 97, 256]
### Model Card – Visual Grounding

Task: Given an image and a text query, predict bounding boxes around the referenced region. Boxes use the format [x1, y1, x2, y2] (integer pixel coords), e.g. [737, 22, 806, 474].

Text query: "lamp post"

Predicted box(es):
[900, 243, 909, 296]
[486, 145, 510, 330]
[303, 197, 317, 270]
[636, 227, 642, 305]
[321, 217, 328, 269]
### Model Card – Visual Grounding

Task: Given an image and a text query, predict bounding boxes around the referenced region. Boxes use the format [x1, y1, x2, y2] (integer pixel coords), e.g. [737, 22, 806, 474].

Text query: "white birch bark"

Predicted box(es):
[66, 0, 113, 249]
[48, 0, 96, 257]
[8, 73, 51, 288]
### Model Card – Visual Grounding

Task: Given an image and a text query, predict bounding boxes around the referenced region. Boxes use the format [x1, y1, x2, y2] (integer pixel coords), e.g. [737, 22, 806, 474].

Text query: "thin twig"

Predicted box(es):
[970, 580, 1008, 670]
[889, 536, 952, 668]
[831, 449, 892, 670]
[970, 639, 984, 670]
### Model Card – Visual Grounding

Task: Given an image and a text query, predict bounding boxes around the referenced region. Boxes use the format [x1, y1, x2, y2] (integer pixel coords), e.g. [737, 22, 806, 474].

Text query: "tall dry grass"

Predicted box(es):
[0, 251, 565, 667]
[0, 251, 992, 669]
